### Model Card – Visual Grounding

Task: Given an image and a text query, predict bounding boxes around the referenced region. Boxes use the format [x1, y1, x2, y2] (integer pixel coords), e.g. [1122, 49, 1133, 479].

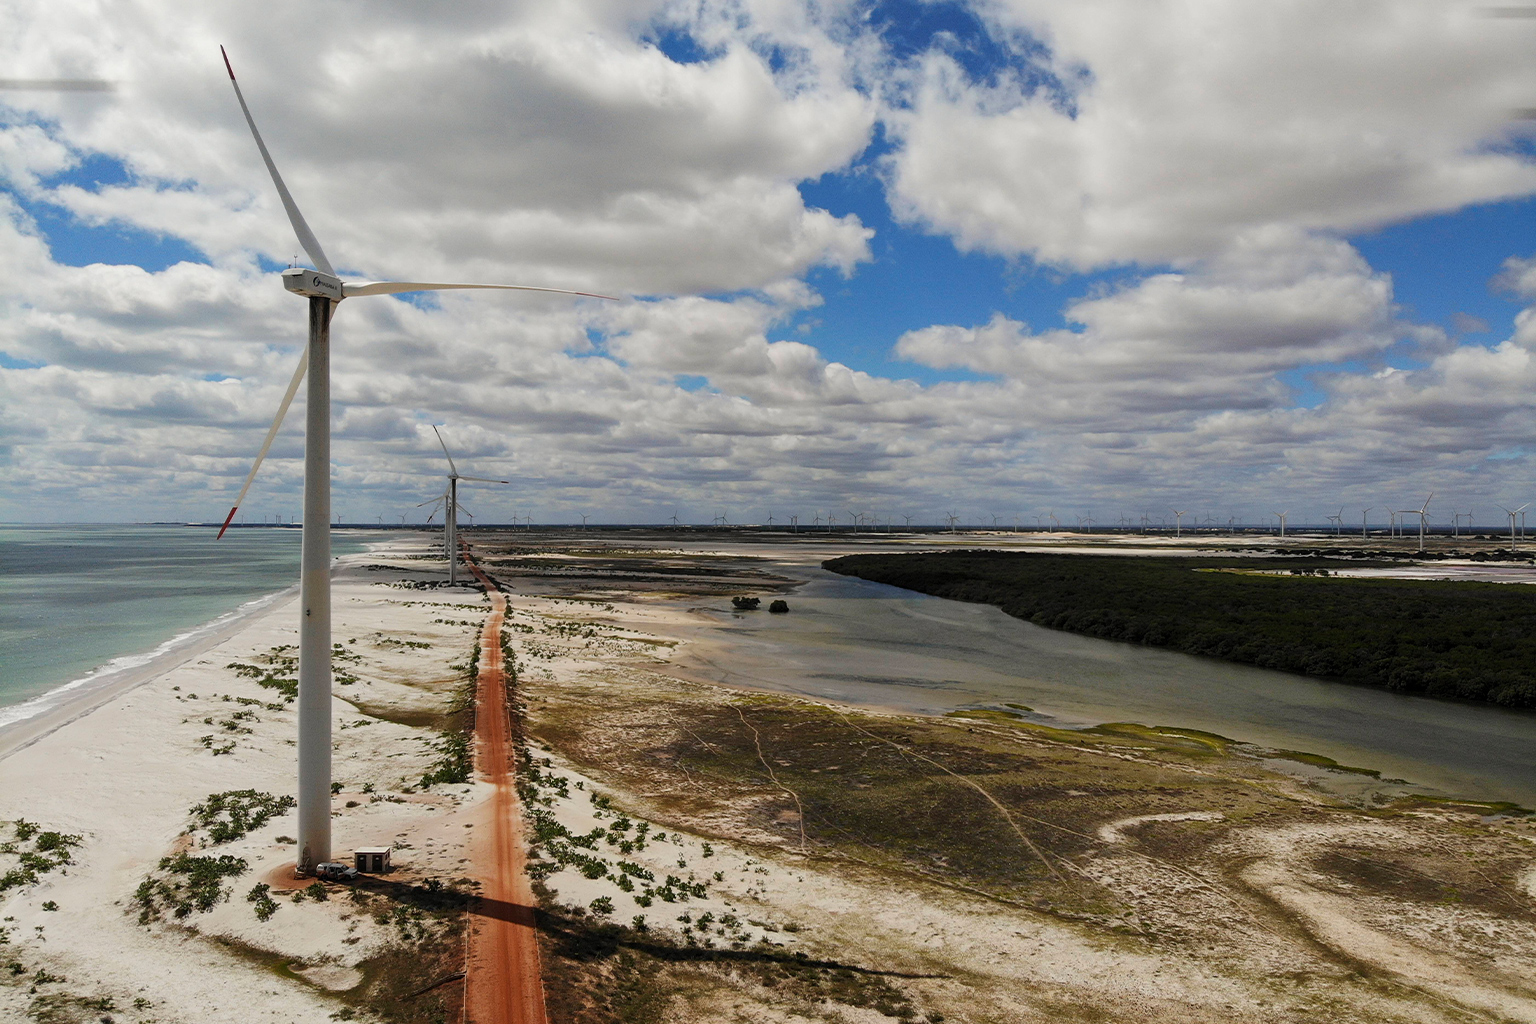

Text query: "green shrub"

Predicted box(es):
[190, 790, 296, 844]
[134, 854, 248, 923]
[246, 883, 279, 921]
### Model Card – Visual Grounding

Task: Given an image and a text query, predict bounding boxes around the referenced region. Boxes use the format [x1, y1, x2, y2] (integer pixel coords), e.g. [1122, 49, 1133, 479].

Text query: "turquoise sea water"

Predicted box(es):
[0, 525, 375, 728]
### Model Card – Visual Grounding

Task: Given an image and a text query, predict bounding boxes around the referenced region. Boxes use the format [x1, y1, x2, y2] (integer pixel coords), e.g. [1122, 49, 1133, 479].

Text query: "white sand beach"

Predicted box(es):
[0, 539, 492, 1022]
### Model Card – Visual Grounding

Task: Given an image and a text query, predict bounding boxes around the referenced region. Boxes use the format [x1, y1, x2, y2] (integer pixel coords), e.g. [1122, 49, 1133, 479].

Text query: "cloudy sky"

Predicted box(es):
[4, 0, 1536, 528]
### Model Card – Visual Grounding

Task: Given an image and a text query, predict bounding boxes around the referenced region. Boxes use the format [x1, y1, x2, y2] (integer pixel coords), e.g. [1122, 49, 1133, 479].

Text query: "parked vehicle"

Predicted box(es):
[314, 861, 358, 882]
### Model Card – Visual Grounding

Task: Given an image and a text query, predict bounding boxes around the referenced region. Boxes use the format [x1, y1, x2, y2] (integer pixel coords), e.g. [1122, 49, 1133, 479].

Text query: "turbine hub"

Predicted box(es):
[283, 267, 343, 301]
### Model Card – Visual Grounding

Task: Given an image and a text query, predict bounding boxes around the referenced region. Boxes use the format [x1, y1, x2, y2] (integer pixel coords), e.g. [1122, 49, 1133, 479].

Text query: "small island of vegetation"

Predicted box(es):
[824, 550, 1536, 709]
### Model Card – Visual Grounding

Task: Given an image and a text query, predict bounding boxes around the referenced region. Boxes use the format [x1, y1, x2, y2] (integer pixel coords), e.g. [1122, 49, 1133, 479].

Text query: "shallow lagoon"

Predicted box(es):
[669, 554, 1536, 809]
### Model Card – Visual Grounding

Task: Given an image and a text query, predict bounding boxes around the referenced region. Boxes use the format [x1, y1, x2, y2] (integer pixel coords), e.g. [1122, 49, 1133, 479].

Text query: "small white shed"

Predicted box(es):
[354, 846, 392, 873]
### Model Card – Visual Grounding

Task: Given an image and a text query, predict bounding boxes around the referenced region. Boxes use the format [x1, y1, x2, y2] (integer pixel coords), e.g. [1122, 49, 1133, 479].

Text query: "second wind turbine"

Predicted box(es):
[214, 48, 616, 875]
[429, 425, 508, 586]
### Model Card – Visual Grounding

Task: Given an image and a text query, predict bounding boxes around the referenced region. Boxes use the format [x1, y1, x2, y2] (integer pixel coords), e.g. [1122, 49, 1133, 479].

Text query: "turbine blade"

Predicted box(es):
[220, 47, 335, 278]
[457, 476, 508, 484]
[217, 348, 308, 539]
[342, 280, 619, 301]
[431, 425, 459, 477]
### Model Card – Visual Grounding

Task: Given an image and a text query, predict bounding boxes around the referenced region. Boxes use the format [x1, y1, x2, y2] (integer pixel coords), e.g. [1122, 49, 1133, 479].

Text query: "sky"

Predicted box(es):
[4, 0, 1536, 528]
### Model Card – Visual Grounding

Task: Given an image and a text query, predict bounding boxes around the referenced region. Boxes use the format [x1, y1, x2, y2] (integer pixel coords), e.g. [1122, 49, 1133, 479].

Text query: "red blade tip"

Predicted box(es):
[220, 46, 235, 81]
[217, 506, 238, 539]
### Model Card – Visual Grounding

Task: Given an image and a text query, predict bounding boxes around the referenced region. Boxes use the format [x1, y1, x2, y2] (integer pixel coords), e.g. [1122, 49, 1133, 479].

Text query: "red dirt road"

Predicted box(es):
[463, 554, 548, 1024]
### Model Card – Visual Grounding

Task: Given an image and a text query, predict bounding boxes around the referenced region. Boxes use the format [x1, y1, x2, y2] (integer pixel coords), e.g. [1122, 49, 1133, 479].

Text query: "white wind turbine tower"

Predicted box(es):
[1397, 492, 1434, 554]
[1170, 508, 1187, 539]
[430, 426, 507, 586]
[213, 49, 615, 875]
[1360, 507, 1372, 538]
[1273, 510, 1289, 537]
[1498, 503, 1528, 553]
[1327, 508, 1343, 536]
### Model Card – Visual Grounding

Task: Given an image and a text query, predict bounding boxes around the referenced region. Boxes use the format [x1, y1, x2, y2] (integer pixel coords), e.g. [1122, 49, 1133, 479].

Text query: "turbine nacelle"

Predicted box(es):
[283, 267, 344, 301]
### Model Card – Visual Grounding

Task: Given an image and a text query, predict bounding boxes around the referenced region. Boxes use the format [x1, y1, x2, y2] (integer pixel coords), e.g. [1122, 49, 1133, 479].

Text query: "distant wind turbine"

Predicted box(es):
[1273, 510, 1289, 538]
[212, 48, 615, 875]
[430, 426, 508, 586]
[1397, 492, 1434, 554]
[1170, 507, 1187, 539]
[1360, 507, 1372, 537]
[1498, 502, 1528, 553]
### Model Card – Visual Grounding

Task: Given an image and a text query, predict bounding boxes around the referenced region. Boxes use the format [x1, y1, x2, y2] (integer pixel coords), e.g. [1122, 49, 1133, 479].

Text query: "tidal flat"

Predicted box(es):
[478, 533, 1536, 1023]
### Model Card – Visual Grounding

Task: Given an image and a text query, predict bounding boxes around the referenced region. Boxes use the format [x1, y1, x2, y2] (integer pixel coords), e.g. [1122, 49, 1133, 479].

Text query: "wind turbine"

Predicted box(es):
[1170, 508, 1187, 539]
[1327, 508, 1343, 536]
[1273, 510, 1289, 538]
[430, 426, 508, 586]
[1360, 507, 1372, 537]
[1397, 492, 1433, 554]
[1498, 503, 1528, 553]
[212, 49, 615, 876]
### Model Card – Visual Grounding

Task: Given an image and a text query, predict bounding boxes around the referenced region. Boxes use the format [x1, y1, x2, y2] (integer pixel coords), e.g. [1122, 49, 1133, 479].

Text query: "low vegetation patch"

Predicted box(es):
[419, 642, 479, 788]
[0, 820, 82, 893]
[226, 645, 298, 702]
[826, 550, 1536, 708]
[133, 853, 248, 923]
[537, 910, 932, 1024]
[189, 790, 297, 844]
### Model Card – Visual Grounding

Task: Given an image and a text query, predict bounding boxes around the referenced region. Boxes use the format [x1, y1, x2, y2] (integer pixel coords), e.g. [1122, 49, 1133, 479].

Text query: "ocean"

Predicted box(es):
[0, 525, 377, 729]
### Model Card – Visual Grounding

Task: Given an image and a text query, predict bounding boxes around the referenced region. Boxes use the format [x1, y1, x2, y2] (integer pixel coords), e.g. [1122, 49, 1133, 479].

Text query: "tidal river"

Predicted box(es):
[666, 554, 1536, 809]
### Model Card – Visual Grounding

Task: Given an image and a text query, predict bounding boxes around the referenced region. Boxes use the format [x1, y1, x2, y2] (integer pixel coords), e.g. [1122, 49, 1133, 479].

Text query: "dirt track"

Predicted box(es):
[463, 552, 548, 1024]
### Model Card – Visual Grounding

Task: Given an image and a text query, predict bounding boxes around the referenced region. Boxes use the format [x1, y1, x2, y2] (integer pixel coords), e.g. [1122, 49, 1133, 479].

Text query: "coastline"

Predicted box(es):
[0, 537, 489, 1022]
[0, 533, 404, 762]
[0, 583, 298, 762]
